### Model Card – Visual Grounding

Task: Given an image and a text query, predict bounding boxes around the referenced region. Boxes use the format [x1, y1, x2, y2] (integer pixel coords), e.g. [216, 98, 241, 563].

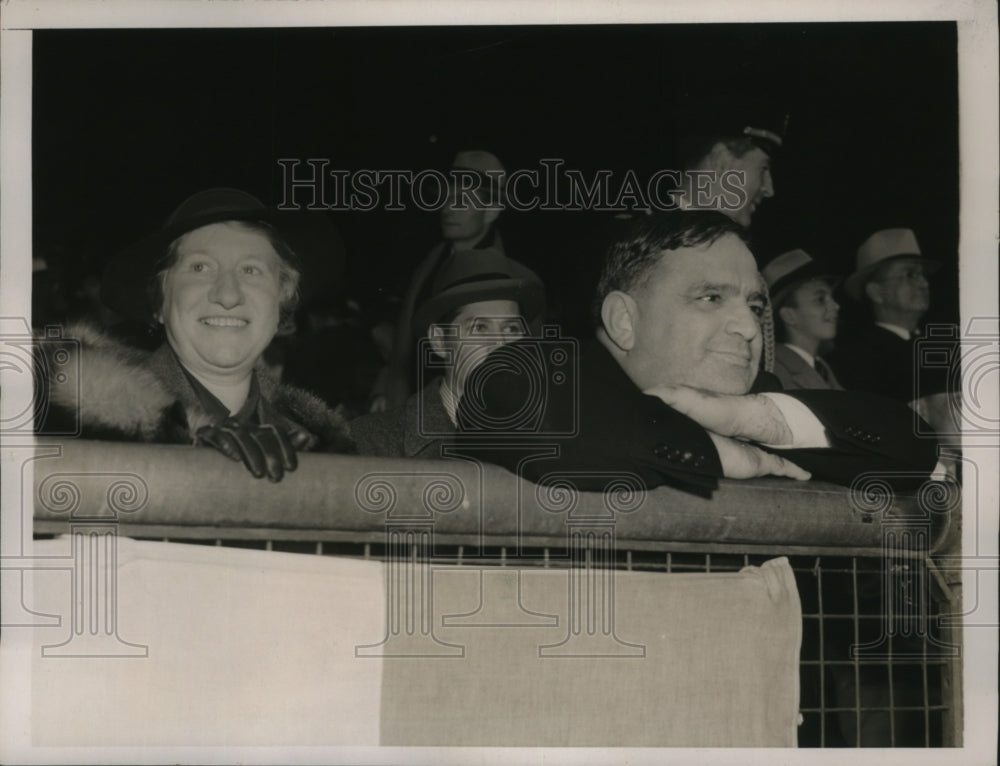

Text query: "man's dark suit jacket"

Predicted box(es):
[455, 338, 939, 496]
[773, 344, 843, 391]
[829, 324, 948, 404]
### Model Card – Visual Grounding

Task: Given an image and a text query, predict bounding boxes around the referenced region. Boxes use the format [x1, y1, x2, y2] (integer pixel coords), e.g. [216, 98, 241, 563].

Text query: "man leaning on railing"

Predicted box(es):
[455, 210, 943, 495]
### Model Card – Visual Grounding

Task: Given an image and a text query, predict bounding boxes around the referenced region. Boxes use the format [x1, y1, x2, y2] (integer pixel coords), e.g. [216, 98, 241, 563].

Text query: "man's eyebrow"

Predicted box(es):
[687, 281, 739, 295]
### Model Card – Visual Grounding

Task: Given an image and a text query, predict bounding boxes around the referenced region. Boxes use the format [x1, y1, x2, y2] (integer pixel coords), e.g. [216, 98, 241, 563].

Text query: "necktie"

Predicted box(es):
[814, 356, 832, 384]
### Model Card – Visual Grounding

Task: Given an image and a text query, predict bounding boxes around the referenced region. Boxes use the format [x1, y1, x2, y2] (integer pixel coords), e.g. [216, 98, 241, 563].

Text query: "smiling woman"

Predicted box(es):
[158, 222, 290, 401]
[37, 189, 355, 480]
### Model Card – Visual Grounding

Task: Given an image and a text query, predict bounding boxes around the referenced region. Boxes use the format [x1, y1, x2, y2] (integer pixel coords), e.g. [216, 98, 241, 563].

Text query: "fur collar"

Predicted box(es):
[47, 322, 354, 452]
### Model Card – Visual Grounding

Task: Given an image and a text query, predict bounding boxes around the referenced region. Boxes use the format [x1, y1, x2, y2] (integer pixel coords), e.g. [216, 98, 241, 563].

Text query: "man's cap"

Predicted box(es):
[672, 93, 790, 169]
[844, 228, 940, 302]
[762, 249, 839, 308]
[101, 188, 344, 322]
[412, 247, 545, 339]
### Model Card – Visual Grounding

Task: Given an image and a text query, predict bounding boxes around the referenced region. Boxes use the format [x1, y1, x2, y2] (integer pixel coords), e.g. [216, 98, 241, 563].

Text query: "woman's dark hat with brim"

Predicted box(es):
[101, 188, 344, 323]
[412, 247, 545, 339]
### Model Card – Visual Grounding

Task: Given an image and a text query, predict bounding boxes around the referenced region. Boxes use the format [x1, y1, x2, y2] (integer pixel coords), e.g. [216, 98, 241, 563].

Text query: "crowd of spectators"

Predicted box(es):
[30, 81, 959, 484]
[35, 124, 954, 489]
[30, 99, 962, 750]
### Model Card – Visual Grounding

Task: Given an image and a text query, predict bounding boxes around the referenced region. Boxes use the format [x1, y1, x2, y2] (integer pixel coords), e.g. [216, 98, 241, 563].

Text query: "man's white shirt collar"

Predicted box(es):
[875, 322, 913, 341]
[782, 343, 816, 369]
[438, 378, 459, 427]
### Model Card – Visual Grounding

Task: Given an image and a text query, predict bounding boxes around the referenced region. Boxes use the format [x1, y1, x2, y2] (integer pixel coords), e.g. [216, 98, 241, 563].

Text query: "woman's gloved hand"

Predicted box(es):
[195, 419, 299, 482]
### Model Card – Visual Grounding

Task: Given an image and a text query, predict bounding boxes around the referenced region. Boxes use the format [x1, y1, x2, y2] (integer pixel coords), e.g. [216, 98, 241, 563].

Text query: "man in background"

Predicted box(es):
[374, 149, 506, 411]
[831, 228, 943, 403]
[669, 98, 785, 228]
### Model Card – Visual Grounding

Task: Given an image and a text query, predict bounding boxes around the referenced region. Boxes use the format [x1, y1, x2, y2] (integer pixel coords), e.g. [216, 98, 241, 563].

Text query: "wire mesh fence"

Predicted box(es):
[90, 533, 958, 748]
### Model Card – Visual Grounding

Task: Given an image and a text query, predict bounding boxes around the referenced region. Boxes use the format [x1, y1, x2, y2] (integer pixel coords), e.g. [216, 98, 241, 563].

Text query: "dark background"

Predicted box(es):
[32, 22, 959, 333]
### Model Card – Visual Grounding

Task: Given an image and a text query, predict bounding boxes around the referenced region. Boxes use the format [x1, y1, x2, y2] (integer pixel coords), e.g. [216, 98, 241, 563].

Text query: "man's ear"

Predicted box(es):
[778, 305, 798, 329]
[428, 324, 449, 358]
[865, 280, 883, 305]
[280, 277, 298, 306]
[600, 291, 638, 351]
[703, 141, 736, 172]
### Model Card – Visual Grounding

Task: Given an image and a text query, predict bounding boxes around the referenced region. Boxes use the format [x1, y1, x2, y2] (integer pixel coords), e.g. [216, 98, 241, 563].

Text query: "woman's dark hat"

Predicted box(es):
[101, 188, 344, 322]
[412, 248, 545, 339]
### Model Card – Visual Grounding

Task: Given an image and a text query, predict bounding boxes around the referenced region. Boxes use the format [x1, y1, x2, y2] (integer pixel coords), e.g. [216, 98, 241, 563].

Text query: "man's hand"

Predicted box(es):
[645, 385, 793, 446]
[196, 419, 299, 482]
[708, 432, 811, 481]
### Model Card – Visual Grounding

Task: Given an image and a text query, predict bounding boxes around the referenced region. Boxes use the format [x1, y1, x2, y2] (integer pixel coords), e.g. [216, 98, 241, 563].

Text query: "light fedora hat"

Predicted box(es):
[844, 228, 940, 302]
[762, 248, 839, 308]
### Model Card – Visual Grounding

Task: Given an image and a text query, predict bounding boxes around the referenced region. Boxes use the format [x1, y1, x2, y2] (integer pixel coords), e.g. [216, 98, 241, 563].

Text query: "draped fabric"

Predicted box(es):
[28, 537, 801, 748]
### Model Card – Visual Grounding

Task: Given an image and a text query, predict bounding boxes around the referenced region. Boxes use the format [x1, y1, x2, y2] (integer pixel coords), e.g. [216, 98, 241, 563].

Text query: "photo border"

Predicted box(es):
[2, 1, 996, 764]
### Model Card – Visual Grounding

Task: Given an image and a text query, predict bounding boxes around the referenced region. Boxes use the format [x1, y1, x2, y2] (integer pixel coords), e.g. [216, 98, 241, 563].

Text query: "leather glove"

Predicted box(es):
[196, 418, 299, 482]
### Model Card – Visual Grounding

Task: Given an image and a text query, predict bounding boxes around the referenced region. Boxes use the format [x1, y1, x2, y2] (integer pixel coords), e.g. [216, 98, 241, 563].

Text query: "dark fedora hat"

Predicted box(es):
[101, 188, 344, 322]
[412, 247, 545, 339]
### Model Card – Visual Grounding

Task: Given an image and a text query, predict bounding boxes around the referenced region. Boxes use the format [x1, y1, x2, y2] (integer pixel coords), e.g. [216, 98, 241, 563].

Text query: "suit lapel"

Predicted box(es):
[776, 345, 829, 390]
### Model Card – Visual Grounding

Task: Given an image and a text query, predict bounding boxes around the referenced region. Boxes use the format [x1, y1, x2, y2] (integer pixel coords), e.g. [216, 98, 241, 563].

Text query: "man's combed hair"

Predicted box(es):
[592, 210, 750, 327]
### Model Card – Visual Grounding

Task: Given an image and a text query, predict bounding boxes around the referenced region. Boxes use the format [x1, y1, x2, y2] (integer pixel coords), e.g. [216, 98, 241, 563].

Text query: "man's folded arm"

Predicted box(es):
[762, 389, 940, 488]
[454, 357, 724, 495]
